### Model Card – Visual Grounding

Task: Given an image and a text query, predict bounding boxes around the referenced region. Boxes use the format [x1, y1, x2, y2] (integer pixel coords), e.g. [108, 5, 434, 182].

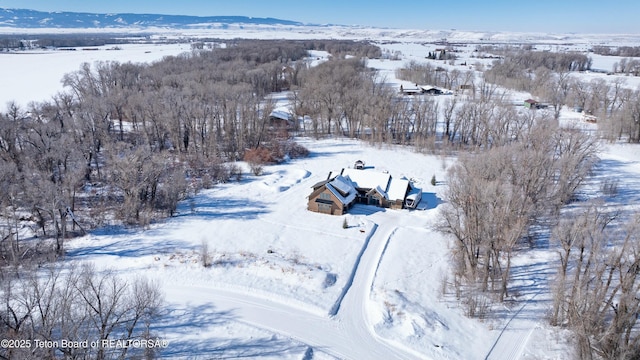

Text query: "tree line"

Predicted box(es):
[0, 34, 137, 50]
[445, 45, 640, 358]
[395, 61, 474, 91]
[2, 39, 391, 264]
[483, 48, 640, 142]
[592, 45, 640, 57]
[0, 263, 163, 360]
[293, 56, 527, 150]
[611, 58, 640, 76]
[442, 117, 597, 306]
[550, 203, 640, 360]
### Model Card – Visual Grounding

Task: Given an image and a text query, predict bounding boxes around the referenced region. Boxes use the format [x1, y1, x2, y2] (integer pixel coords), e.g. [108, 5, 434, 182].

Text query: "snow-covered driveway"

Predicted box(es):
[63, 137, 576, 359]
[160, 219, 424, 359]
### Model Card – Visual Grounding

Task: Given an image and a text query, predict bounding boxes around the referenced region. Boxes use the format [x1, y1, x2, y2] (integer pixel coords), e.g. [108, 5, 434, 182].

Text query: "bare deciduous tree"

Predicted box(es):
[442, 117, 598, 309]
[0, 263, 164, 360]
[551, 204, 640, 360]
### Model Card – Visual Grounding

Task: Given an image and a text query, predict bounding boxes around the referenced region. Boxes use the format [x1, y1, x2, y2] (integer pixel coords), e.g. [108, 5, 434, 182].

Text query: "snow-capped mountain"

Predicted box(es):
[0, 8, 303, 29]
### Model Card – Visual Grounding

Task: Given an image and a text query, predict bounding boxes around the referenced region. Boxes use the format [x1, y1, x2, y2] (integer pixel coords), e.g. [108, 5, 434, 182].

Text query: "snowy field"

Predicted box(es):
[2, 26, 640, 109]
[0, 42, 191, 110]
[2, 25, 640, 359]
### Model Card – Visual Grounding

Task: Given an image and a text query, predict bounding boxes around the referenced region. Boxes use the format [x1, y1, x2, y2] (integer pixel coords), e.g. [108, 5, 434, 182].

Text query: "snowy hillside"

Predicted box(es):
[0, 8, 302, 28]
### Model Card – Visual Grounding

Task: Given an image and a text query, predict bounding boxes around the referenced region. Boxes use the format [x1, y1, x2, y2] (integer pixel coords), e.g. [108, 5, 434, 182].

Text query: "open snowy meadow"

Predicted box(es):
[2, 25, 640, 359]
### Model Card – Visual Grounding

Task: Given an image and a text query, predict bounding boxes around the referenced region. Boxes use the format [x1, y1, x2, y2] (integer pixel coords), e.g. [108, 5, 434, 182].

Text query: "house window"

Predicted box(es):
[319, 192, 331, 201]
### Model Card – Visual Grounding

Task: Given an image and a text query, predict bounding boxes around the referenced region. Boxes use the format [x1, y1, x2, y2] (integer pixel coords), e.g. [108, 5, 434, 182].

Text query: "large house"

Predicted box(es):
[307, 167, 422, 215]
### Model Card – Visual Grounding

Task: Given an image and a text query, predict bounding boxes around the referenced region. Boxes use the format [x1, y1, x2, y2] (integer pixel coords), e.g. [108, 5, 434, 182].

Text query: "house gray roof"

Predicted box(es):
[330, 175, 355, 196]
[372, 185, 388, 199]
[326, 175, 357, 205]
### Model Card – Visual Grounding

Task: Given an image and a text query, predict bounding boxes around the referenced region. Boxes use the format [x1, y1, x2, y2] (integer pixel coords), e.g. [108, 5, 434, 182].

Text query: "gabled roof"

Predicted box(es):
[387, 177, 410, 201]
[315, 167, 421, 210]
[368, 185, 388, 199]
[341, 168, 391, 192]
[405, 183, 422, 207]
[401, 86, 423, 93]
[330, 175, 355, 196]
[311, 178, 330, 190]
[269, 109, 293, 121]
[326, 177, 356, 205]
[400, 84, 425, 96]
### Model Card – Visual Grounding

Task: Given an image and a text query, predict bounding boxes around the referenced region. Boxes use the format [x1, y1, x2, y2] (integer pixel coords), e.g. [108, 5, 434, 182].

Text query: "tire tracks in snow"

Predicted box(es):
[333, 224, 425, 359]
[484, 283, 545, 360]
[328, 223, 379, 316]
[169, 220, 424, 359]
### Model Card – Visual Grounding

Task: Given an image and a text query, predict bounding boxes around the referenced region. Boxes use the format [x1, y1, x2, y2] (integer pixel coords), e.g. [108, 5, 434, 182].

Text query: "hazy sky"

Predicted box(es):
[0, 0, 638, 33]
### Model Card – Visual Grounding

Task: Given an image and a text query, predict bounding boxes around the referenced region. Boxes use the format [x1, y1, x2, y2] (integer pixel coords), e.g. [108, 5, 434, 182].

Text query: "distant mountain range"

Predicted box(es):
[0, 8, 304, 29]
[2, 8, 637, 46]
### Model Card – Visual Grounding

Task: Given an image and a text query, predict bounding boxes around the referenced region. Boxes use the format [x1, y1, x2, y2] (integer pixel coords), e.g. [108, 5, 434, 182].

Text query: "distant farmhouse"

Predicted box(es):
[307, 164, 422, 215]
[524, 99, 539, 109]
[399, 84, 445, 96]
[268, 109, 295, 130]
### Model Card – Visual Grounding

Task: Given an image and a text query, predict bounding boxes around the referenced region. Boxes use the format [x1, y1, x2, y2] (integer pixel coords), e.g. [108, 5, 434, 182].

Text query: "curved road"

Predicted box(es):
[169, 222, 425, 359]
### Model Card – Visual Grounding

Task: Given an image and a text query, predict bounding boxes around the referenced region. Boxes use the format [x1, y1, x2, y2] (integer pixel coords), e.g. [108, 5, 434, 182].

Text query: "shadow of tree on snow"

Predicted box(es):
[67, 195, 271, 260]
[155, 303, 307, 358]
[176, 195, 271, 221]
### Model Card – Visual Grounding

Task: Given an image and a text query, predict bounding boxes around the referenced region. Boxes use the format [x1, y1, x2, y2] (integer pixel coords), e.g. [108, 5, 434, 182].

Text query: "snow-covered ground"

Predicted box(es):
[2, 25, 640, 110]
[2, 26, 640, 359]
[0, 43, 191, 110]
[65, 139, 462, 359]
[61, 133, 640, 359]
